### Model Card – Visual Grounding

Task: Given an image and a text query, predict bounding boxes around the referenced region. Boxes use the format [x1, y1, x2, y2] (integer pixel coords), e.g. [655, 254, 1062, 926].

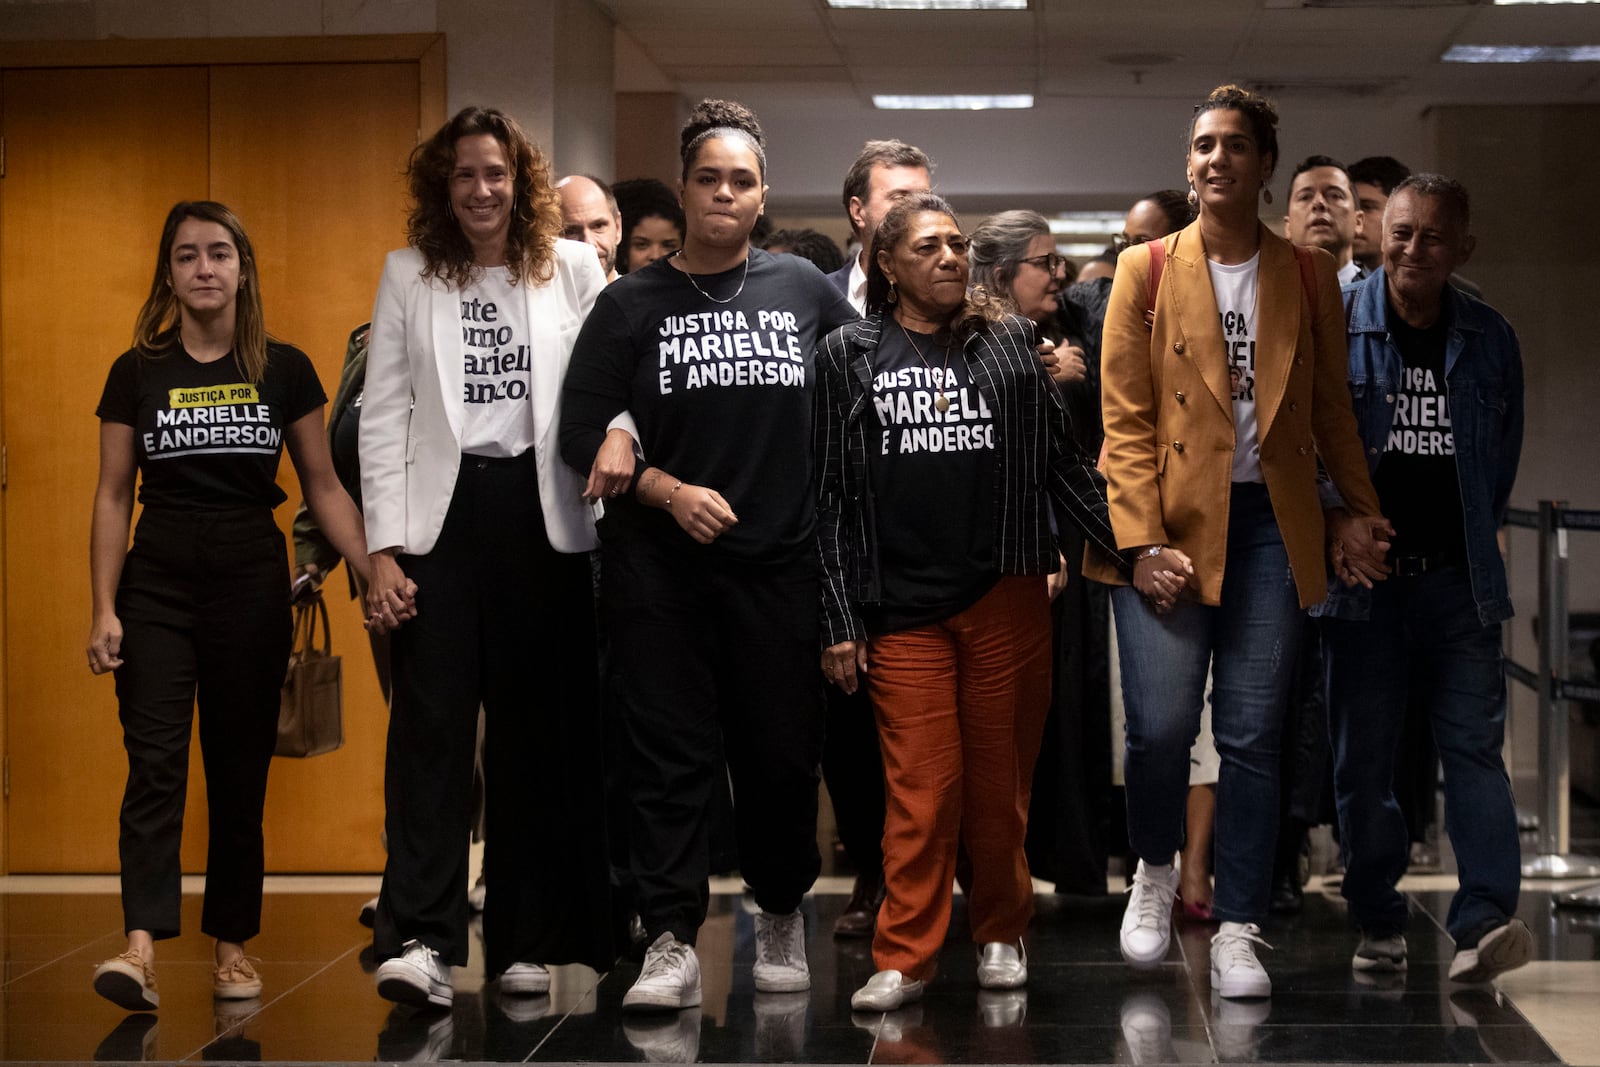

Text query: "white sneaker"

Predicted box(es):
[1120, 859, 1179, 967]
[753, 911, 810, 992]
[499, 961, 550, 995]
[376, 939, 452, 1008]
[1449, 918, 1533, 983]
[623, 932, 702, 1011]
[1210, 921, 1272, 999]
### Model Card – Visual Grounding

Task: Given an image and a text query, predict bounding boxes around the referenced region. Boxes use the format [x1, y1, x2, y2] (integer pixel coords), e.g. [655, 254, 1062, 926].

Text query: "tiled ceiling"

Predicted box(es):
[599, 0, 1600, 104]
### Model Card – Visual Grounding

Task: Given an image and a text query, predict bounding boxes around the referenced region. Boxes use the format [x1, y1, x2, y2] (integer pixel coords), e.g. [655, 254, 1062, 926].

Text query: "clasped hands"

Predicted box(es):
[1327, 508, 1395, 588]
[1132, 546, 1194, 614]
[365, 551, 419, 635]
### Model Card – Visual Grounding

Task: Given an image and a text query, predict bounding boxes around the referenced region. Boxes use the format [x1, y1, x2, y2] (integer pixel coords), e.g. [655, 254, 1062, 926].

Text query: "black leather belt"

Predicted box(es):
[1393, 552, 1462, 577]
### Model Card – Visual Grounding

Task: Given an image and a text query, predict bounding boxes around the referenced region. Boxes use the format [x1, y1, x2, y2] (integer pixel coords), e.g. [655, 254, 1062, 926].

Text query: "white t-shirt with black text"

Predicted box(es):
[1209, 254, 1263, 483]
[458, 267, 535, 458]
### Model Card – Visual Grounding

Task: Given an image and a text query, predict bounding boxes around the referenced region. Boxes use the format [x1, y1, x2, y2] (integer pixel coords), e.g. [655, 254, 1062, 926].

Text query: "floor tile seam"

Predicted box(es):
[174, 938, 366, 1062]
[522, 966, 615, 1062]
[1170, 911, 1221, 1063]
[1, 925, 123, 990]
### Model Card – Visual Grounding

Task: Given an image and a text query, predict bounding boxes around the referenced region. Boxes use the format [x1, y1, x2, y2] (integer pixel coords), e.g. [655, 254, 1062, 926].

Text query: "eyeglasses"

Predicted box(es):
[1020, 252, 1066, 274]
[1112, 232, 1153, 254]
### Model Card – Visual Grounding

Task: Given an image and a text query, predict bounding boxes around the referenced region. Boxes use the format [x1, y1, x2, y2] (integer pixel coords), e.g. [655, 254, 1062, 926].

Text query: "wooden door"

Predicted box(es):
[1, 59, 419, 872]
[208, 62, 416, 871]
[0, 66, 210, 872]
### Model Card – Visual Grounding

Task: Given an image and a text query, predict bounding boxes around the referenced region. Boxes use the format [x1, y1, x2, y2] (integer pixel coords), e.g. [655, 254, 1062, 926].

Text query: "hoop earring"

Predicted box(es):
[1262, 186, 1274, 205]
[970, 284, 991, 308]
[1186, 184, 1199, 208]
[887, 281, 898, 305]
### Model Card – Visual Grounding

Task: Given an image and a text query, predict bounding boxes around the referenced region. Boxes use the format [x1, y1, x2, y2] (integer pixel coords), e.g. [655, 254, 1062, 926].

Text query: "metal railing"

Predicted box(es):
[1505, 500, 1600, 885]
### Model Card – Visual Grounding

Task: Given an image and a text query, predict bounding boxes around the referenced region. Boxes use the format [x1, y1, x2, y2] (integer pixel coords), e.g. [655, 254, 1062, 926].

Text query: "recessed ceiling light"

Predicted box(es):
[873, 94, 1033, 109]
[1443, 44, 1600, 61]
[829, 0, 1027, 9]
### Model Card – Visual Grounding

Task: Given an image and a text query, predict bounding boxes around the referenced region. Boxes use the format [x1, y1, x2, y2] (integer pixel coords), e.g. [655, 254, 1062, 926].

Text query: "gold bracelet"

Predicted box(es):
[1134, 544, 1165, 562]
[665, 480, 684, 510]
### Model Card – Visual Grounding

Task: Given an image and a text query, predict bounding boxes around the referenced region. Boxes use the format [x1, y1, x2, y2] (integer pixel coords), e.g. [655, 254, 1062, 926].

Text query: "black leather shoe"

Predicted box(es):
[833, 870, 885, 939]
[1269, 868, 1303, 915]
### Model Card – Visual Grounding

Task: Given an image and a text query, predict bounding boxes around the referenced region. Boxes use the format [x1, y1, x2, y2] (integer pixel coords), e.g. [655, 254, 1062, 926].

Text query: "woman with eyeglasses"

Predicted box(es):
[1113, 190, 1197, 257]
[968, 210, 1086, 389]
[817, 193, 1132, 1011]
[1086, 84, 1389, 999]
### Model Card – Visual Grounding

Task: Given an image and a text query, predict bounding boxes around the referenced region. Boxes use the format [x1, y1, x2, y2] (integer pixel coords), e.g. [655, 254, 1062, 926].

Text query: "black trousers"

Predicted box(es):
[113, 506, 291, 943]
[822, 685, 884, 880]
[373, 451, 613, 973]
[602, 535, 824, 945]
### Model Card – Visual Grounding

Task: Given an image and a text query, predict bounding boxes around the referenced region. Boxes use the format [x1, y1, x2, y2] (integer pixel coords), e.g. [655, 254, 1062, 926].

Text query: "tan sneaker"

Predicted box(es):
[213, 955, 263, 999]
[93, 949, 159, 1011]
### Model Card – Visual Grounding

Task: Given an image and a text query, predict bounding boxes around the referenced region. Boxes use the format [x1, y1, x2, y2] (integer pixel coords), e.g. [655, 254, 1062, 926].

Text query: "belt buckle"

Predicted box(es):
[1394, 554, 1430, 577]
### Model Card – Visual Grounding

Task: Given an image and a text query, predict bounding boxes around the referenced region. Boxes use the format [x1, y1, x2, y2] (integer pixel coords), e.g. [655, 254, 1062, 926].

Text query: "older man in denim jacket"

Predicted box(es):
[1317, 174, 1529, 984]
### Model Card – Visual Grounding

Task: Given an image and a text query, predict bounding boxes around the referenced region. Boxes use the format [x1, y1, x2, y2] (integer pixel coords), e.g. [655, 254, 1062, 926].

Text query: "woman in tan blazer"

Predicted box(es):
[1090, 85, 1390, 1000]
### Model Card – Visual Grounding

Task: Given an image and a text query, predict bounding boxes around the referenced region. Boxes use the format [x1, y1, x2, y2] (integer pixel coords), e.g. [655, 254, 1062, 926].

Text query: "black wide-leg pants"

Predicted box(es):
[373, 451, 614, 974]
[113, 506, 291, 943]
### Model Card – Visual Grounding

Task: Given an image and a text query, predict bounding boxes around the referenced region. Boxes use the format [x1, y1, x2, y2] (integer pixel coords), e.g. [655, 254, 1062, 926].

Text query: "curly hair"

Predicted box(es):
[406, 106, 562, 289]
[680, 99, 767, 182]
[866, 193, 1003, 343]
[968, 209, 1051, 311]
[612, 178, 684, 274]
[1188, 84, 1280, 172]
[133, 200, 270, 383]
[762, 228, 845, 274]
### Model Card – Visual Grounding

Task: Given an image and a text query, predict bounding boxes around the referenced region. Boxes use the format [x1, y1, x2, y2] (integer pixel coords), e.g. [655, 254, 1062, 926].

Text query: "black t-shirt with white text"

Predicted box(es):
[562, 248, 856, 562]
[864, 325, 999, 634]
[1374, 300, 1466, 561]
[96, 342, 326, 510]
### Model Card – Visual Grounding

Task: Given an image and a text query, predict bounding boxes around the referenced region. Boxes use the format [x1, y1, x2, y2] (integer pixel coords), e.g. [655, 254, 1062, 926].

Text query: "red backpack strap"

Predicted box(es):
[1143, 239, 1166, 329]
[1292, 244, 1319, 320]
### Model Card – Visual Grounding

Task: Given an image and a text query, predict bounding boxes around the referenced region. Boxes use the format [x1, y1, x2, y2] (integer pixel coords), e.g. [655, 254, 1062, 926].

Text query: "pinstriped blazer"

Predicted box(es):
[814, 311, 1125, 648]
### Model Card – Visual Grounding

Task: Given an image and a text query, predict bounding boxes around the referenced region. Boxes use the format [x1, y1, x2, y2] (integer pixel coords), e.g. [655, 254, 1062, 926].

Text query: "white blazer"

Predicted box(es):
[361, 240, 617, 556]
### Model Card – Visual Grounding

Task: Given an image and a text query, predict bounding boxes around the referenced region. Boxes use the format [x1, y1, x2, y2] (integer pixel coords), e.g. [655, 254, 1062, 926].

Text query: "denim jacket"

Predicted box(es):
[1315, 267, 1523, 626]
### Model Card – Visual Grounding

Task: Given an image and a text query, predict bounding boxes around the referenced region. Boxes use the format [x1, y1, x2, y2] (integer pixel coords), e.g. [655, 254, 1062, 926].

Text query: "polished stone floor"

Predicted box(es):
[4, 874, 1598, 1064]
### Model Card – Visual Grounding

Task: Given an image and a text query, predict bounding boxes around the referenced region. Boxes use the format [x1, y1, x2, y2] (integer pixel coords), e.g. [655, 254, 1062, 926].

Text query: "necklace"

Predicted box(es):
[673, 250, 749, 305]
[898, 319, 954, 412]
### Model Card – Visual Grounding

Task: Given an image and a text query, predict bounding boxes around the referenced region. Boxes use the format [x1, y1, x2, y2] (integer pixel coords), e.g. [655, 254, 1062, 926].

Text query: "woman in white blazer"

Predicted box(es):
[360, 106, 630, 1010]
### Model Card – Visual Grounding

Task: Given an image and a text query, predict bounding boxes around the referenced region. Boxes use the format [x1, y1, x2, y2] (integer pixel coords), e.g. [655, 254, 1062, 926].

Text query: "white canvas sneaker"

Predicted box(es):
[623, 932, 702, 1011]
[1210, 921, 1272, 999]
[1120, 859, 1180, 967]
[753, 911, 810, 993]
[376, 939, 453, 1008]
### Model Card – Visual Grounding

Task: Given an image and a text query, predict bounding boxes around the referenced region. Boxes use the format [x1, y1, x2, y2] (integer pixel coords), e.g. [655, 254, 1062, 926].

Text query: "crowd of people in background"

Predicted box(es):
[85, 82, 1529, 1027]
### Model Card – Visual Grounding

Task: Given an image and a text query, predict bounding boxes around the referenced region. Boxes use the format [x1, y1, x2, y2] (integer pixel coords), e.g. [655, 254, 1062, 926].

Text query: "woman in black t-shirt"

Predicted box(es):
[561, 100, 855, 1012]
[815, 194, 1128, 1012]
[87, 200, 374, 1012]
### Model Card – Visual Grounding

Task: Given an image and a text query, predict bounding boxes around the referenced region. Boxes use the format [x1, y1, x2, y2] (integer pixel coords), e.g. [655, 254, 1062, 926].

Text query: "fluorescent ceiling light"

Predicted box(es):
[1048, 212, 1129, 233]
[874, 93, 1033, 109]
[1443, 44, 1600, 62]
[830, 1, 1027, 8]
[1494, 1, 1600, 5]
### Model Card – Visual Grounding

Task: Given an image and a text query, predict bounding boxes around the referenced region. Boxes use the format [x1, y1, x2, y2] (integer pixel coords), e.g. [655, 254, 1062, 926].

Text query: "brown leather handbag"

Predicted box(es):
[276, 592, 344, 758]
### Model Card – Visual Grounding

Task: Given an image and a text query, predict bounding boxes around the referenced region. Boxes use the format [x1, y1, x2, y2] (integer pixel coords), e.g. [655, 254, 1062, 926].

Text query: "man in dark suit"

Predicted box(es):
[828, 140, 934, 314]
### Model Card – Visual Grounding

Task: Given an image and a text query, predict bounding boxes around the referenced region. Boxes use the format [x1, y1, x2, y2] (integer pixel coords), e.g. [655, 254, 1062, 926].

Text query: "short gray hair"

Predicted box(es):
[968, 210, 1051, 308]
[1392, 173, 1471, 234]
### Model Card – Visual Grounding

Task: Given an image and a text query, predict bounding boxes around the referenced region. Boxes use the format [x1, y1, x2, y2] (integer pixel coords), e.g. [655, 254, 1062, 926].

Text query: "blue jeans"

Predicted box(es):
[1323, 565, 1518, 944]
[1114, 483, 1304, 924]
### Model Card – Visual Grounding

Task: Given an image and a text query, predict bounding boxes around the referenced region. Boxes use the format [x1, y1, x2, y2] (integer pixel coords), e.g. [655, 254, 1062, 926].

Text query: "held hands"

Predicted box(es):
[583, 427, 637, 504]
[666, 484, 738, 544]
[86, 611, 124, 674]
[1327, 508, 1395, 588]
[1132, 546, 1194, 615]
[1046, 553, 1070, 602]
[822, 640, 868, 694]
[1037, 339, 1088, 385]
[365, 551, 419, 634]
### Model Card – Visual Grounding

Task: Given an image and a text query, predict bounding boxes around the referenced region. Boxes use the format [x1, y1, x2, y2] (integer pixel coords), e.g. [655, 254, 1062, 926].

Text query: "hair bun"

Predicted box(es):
[681, 99, 765, 156]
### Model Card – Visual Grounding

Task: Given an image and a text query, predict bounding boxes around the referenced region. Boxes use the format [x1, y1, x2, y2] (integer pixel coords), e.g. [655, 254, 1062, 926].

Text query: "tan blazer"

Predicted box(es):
[1085, 221, 1380, 609]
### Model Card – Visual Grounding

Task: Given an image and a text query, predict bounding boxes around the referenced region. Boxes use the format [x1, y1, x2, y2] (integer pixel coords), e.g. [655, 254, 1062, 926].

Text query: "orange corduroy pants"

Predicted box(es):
[865, 574, 1053, 980]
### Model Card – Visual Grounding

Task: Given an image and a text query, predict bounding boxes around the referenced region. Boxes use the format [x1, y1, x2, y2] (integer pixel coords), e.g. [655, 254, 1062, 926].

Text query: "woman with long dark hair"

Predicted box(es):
[562, 99, 855, 1012]
[88, 200, 372, 1010]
